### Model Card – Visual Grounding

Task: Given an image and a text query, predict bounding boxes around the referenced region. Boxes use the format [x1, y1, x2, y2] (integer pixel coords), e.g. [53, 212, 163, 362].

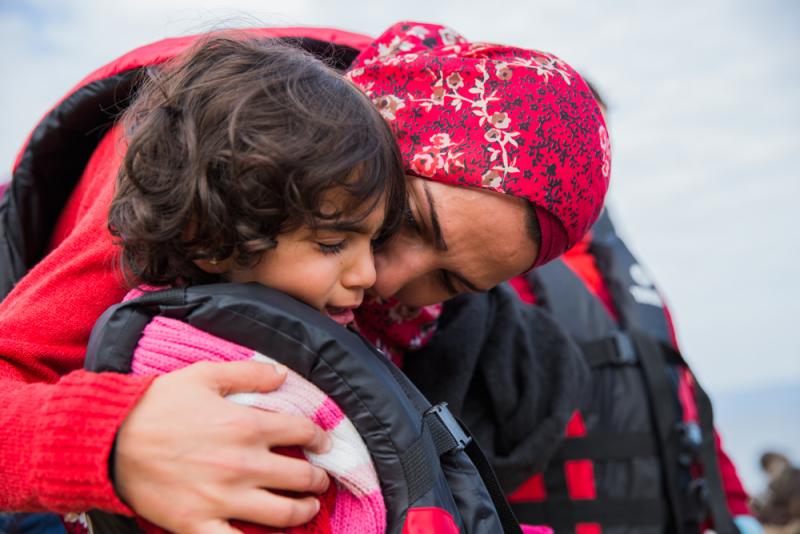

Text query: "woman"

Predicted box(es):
[0, 22, 608, 531]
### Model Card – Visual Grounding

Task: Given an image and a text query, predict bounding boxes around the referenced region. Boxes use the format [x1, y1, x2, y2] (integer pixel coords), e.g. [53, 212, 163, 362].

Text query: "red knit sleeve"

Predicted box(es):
[0, 371, 154, 514]
[0, 126, 149, 513]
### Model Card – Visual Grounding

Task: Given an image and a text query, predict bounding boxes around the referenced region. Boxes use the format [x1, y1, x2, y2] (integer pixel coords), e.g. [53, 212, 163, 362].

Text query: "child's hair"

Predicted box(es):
[109, 35, 405, 287]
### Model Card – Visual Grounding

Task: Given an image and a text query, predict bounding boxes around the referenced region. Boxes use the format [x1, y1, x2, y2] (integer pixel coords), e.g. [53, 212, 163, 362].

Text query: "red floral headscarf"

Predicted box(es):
[347, 21, 611, 267]
[349, 22, 611, 363]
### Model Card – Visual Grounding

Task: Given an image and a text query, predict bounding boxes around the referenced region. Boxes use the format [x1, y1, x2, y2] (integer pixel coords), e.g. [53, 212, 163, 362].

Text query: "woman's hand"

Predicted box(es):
[114, 360, 331, 533]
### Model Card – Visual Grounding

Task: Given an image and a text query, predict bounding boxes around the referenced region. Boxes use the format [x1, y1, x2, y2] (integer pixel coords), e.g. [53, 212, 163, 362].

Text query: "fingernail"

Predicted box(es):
[273, 363, 288, 376]
[313, 498, 321, 513]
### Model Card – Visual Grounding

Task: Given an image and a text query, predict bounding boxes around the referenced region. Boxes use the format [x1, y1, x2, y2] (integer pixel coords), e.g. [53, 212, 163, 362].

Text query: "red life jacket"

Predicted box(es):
[507, 210, 748, 534]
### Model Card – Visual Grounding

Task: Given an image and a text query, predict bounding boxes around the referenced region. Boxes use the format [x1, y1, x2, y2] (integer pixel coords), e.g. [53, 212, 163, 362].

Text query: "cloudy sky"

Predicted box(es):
[1, 0, 798, 487]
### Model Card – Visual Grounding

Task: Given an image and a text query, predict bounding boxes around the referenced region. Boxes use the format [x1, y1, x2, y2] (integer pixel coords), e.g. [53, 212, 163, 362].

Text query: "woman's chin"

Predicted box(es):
[390, 289, 449, 309]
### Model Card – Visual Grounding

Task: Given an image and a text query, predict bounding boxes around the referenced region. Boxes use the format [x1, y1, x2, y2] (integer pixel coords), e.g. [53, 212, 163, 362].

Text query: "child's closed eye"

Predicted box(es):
[317, 240, 347, 255]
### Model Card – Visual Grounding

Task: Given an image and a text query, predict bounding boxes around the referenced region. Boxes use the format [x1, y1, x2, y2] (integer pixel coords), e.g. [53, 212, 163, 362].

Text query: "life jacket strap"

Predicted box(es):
[579, 330, 638, 367]
[511, 497, 668, 529]
[552, 432, 657, 461]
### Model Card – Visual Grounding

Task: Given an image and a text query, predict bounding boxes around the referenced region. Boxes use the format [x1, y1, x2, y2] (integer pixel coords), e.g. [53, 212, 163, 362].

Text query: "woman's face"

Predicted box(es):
[372, 177, 538, 308]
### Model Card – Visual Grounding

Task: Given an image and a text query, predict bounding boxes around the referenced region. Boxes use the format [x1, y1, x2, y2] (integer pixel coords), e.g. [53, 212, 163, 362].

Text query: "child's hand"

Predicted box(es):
[114, 359, 332, 533]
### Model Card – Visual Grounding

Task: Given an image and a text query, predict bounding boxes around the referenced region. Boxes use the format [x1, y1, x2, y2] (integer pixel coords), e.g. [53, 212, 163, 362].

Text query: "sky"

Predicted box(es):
[1, 0, 798, 490]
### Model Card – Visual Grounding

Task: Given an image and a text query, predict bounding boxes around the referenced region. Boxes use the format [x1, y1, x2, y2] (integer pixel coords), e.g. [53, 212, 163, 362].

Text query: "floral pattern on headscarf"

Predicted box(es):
[347, 21, 610, 260]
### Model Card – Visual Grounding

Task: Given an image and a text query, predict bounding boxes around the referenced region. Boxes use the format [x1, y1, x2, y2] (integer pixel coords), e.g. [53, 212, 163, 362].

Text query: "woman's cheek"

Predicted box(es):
[393, 275, 450, 308]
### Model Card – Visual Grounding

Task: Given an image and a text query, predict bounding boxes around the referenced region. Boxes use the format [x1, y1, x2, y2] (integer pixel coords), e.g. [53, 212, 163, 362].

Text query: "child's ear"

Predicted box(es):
[193, 257, 233, 274]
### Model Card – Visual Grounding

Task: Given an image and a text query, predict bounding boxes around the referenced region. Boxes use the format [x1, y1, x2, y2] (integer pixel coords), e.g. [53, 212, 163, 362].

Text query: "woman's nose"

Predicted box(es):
[372, 245, 432, 299]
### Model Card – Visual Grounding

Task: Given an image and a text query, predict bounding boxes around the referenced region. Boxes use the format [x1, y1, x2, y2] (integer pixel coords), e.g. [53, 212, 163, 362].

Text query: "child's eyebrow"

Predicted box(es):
[316, 220, 373, 234]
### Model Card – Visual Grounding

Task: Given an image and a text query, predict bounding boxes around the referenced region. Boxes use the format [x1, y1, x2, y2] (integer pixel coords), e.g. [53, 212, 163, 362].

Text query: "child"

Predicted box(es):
[91, 34, 405, 533]
[109, 35, 404, 317]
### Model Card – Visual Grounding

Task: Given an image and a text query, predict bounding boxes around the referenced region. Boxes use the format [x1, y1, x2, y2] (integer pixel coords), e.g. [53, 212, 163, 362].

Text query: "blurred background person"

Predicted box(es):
[753, 452, 800, 533]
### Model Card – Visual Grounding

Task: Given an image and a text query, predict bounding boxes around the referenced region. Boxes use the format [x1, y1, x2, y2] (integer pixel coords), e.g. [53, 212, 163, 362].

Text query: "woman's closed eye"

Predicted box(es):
[439, 270, 459, 296]
[439, 269, 484, 295]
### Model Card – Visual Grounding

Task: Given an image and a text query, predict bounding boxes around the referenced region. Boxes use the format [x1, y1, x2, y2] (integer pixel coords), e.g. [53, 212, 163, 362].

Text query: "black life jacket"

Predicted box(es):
[509, 211, 739, 534]
[83, 283, 522, 534]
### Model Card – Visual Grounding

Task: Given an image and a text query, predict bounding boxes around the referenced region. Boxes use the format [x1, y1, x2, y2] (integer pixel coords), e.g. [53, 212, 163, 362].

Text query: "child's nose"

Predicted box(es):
[342, 247, 377, 290]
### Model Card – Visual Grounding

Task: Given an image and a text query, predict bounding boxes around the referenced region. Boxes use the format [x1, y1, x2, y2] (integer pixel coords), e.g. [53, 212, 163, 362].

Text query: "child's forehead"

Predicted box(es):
[318, 184, 386, 214]
[313, 189, 387, 234]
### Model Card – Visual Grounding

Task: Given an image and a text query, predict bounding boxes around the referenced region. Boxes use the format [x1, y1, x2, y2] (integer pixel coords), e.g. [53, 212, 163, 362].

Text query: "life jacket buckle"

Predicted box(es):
[612, 330, 637, 363]
[689, 477, 711, 512]
[676, 421, 703, 466]
[425, 402, 472, 454]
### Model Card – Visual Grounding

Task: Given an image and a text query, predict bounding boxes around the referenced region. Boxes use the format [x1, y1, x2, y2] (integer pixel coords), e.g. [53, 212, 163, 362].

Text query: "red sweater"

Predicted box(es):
[0, 127, 153, 514]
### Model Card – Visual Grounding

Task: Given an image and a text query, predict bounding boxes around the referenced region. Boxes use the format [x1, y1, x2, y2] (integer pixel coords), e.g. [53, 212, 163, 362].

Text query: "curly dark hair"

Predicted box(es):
[109, 35, 405, 287]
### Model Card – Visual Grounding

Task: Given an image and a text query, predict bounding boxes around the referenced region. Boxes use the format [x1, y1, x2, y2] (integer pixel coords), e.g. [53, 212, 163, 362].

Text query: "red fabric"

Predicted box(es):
[509, 474, 547, 502]
[347, 21, 610, 267]
[354, 296, 442, 365]
[401, 508, 459, 534]
[0, 126, 154, 514]
[564, 412, 597, 501]
[713, 432, 750, 517]
[132, 446, 337, 534]
[561, 232, 618, 321]
[509, 276, 536, 305]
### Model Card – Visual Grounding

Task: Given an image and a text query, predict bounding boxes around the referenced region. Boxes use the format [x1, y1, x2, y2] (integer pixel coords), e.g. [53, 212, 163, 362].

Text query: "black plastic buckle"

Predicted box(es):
[612, 330, 637, 363]
[689, 478, 710, 507]
[425, 402, 472, 452]
[676, 421, 703, 466]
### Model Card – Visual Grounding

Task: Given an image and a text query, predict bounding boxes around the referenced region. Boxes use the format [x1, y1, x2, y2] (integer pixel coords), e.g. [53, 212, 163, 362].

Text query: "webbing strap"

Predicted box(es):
[511, 497, 668, 528]
[630, 330, 686, 533]
[464, 437, 523, 534]
[553, 432, 657, 461]
[399, 430, 438, 505]
[579, 331, 638, 368]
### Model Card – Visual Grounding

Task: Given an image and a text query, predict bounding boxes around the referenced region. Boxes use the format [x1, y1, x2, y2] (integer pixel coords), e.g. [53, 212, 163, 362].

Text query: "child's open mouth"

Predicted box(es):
[324, 306, 355, 326]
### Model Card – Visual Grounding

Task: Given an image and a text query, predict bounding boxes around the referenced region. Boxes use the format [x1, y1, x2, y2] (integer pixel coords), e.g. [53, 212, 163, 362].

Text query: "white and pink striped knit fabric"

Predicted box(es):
[129, 313, 386, 534]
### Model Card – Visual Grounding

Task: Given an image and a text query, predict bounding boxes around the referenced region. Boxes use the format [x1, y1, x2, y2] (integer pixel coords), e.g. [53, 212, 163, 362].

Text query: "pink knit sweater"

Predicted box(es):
[129, 311, 386, 534]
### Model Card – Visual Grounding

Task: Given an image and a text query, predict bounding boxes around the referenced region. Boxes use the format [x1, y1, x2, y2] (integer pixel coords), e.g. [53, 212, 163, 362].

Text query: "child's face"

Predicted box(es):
[227, 190, 386, 327]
